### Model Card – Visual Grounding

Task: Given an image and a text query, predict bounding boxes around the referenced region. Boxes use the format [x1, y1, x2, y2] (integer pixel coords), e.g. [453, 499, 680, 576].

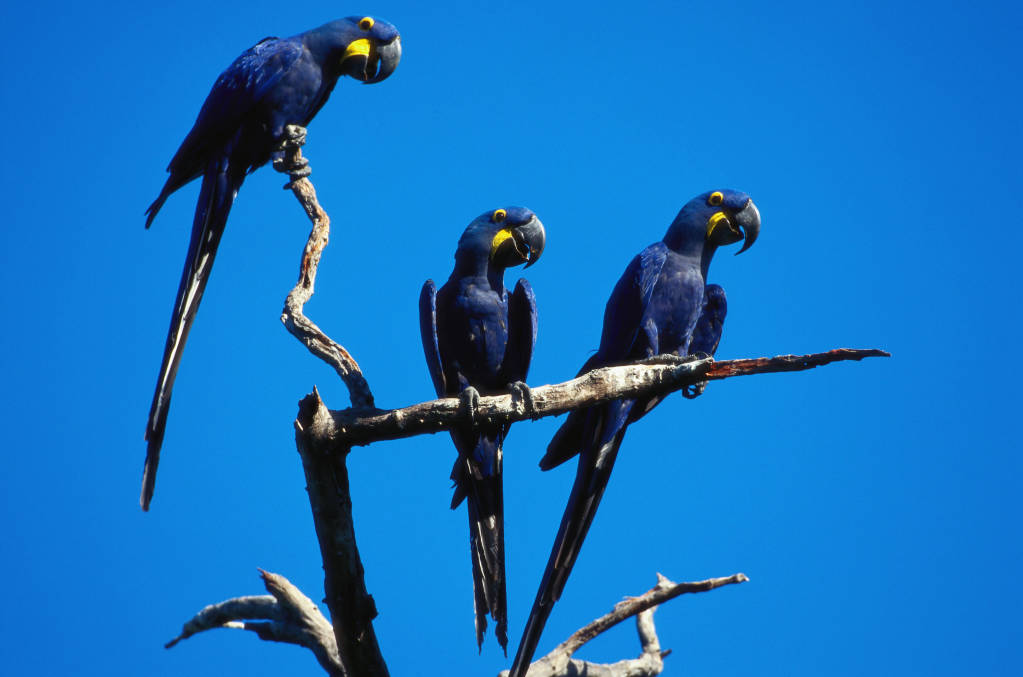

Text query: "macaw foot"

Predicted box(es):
[281, 124, 307, 148]
[272, 125, 311, 186]
[460, 386, 481, 429]
[682, 351, 711, 399]
[508, 381, 539, 420]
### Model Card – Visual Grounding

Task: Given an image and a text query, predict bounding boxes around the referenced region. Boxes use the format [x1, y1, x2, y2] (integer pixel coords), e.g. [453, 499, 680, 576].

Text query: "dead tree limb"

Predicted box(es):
[275, 124, 374, 410]
[167, 127, 887, 676]
[295, 389, 387, 677]
[315, 348, 888, 449]
[275, 126, 388, 676]
[500, 573, 749, 677]
[166, 570, 343, 677]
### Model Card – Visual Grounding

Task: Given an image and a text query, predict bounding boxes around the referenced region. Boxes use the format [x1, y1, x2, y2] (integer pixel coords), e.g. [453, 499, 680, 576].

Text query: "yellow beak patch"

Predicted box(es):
[706, 211, 730, 238]
[491, 228, 514, 260]
[341, 39, 371, 63]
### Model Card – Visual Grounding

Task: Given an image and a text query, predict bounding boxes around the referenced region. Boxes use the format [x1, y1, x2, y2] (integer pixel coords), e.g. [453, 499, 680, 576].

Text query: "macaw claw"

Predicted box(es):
[508, 381, 538, 420]
[460, 386, 481, 429]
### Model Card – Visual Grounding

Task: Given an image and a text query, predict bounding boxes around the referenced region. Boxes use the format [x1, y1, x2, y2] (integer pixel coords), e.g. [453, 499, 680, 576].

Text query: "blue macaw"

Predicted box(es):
[141, 17, 401, 510]
[419, 207, 546, 652]
[508, 190, 760, 676]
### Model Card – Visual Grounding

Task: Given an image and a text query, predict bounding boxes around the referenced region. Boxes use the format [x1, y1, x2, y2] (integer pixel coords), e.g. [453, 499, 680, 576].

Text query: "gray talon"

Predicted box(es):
[273, 126, 312, 184]
[460, 386, 481, 428]
[509, 381, 538, 420]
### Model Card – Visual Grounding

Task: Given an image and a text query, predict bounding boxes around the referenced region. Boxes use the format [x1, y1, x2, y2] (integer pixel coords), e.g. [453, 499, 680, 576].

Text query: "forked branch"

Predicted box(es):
[500, 573, 749, 677]
[166, 570, 343, 677]
[276, 126, 388, 676]
[172, 128, 887, 677]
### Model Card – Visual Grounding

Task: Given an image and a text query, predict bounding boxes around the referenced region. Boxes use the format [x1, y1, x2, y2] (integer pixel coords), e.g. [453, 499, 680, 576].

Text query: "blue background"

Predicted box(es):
[1, 1, 1019, 675]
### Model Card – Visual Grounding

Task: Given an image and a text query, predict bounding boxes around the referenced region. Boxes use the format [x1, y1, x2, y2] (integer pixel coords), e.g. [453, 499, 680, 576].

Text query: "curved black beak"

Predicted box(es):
[733, 198, 760, 255]
[515, 216, 546, 268]
[491, 216, 546, 269]
[364, 37, 401, 83]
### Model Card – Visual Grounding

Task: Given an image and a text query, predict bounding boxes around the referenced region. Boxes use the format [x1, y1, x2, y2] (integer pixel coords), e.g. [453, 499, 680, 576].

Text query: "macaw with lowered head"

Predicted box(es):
[509, 190, 759, 676]
[142, 16, 401, 510]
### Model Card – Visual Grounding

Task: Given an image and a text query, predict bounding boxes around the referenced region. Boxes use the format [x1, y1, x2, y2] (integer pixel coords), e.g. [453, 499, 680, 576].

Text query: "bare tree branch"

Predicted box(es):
[319, 348, 888, 448]
[556, 573, 748, 656]
[274, 127, 389, 676]
[276, 124, 374, 410]
[166, 570, 343, 677]
[500, 573, 748, 677]
[295, 390, 388, 677]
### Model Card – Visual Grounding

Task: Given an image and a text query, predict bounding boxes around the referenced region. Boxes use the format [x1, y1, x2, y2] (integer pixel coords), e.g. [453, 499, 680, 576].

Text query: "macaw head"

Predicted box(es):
[663, 189, 760, 258]
[454, 207, 546, 276]
[318, 16, 401, 83]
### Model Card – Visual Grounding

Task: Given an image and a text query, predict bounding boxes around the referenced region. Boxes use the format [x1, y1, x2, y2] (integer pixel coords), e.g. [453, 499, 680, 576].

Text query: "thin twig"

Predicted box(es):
[276, 124, 374, 409]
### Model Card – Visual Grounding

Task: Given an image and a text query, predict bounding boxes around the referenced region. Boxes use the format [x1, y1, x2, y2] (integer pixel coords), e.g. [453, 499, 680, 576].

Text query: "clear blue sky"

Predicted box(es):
[1, 1, 1019, 675]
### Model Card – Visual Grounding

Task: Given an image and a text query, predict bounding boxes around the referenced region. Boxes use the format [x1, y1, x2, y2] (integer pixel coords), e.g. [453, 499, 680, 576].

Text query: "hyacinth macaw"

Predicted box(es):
[509, 190, 760, 676]
[141, 16, 401, 510]
[419, 207, 546, 652]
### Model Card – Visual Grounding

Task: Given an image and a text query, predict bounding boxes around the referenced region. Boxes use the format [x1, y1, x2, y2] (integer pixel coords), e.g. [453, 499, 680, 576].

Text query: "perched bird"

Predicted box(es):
[508, 190, 760, 676]
[419, 207, 546, 652]
[141, 17, 401, 510]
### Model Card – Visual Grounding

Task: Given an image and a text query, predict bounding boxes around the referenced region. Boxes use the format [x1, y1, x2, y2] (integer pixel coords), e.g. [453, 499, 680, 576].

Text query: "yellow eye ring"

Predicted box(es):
[708, 191, 724, 206]
[359, 17, 374, 30]
[492, 209, 507, 223]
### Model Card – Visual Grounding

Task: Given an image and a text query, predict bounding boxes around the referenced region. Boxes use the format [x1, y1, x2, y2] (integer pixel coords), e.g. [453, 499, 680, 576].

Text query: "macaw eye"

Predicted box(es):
[493, 209, 507, 223]
[707, 191, 724, 206]
[359, 17, 374, 30]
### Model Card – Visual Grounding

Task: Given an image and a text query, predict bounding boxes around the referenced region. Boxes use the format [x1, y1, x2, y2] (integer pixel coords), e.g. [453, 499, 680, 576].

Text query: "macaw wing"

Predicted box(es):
[499, 278, 538, 384]
[595, 242, 668, 361]
[166, 38, 303, 176]
[540, 244, 667, 471]
[419, 279, 447, 397]
[689, 284, 727, 357]
[628, 284, 727, 423]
